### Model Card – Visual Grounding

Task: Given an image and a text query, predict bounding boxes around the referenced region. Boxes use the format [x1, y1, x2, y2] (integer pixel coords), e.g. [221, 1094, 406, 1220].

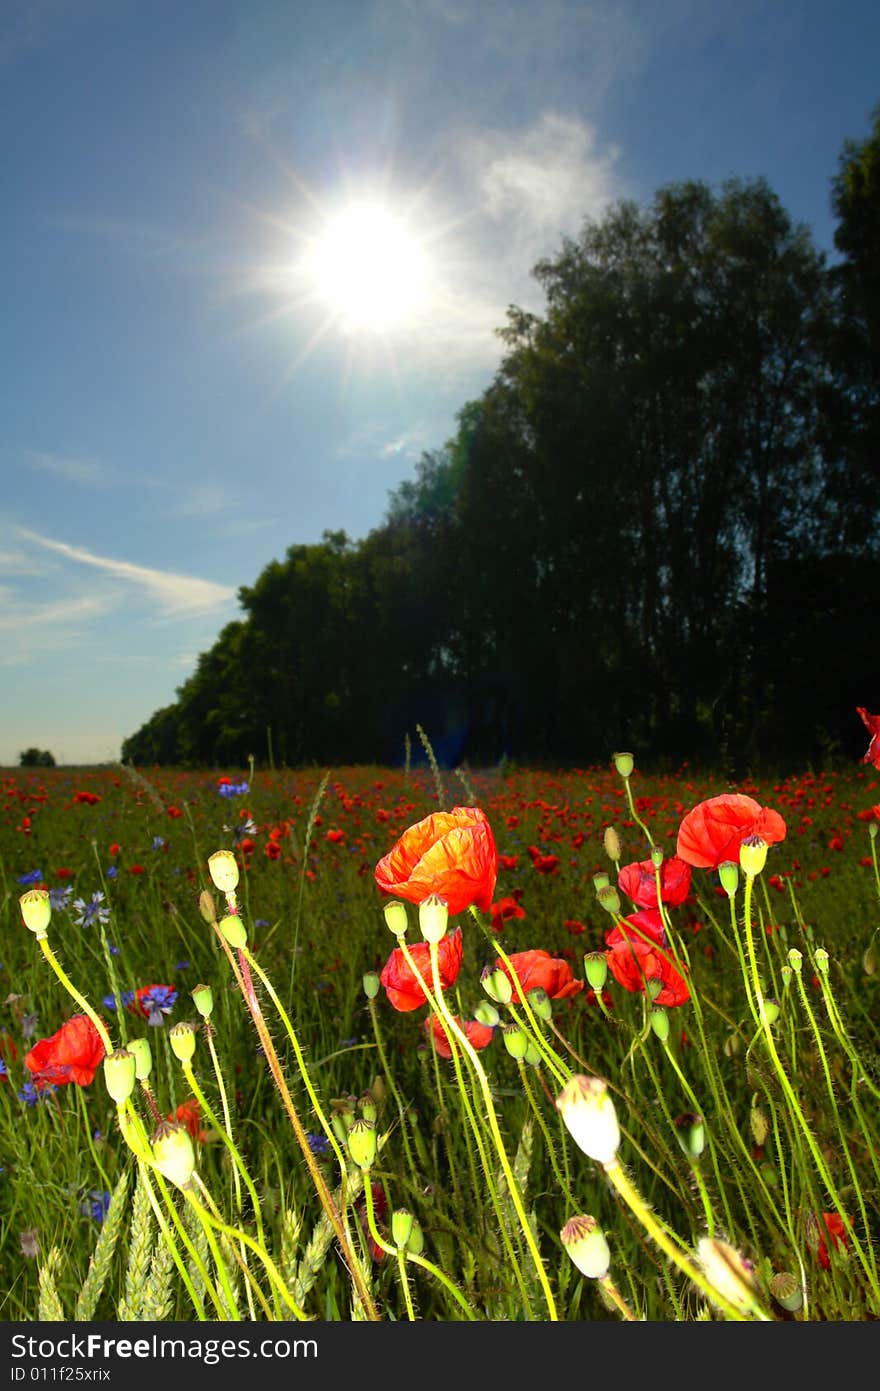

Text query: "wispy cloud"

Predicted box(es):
[17, 528, 236, 617]
[0, 587, 113, 666]
[25, 449, 107, 485]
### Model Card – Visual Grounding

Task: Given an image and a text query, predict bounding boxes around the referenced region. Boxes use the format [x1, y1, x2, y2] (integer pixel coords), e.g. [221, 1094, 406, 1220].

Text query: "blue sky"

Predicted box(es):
[2, 0, 879, 766]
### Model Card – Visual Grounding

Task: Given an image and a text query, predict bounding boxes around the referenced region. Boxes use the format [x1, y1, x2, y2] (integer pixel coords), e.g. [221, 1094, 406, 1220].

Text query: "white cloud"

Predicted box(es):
[24, 449, 107, 485]
[16, 528, 236, 617]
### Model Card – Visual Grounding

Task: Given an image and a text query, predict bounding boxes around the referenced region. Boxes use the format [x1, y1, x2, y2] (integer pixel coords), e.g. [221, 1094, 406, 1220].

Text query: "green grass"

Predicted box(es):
[1, 755, 878, 1322]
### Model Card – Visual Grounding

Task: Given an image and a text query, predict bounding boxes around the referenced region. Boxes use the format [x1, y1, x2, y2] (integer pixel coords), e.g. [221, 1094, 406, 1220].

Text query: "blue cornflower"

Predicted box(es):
[218, 781, 249, 798]
[107, 944, 120, 956]
[106, 866, 118, 880]
[152, 836, 166, 851]
[102, 991, 135, 1012]
[21, 1013, 38, 1040]
[307, 1133, 332, 1156]
[16, 869, 43, 886]
[72, 891, 110, 930]
[80, 1190, 111, 1222]
[174, 961, 190, 972]
[138, 985, 178, 1026]
[19, 1082, 54, 1107]
[0, 1059, 7, 1079]
[49, 886, 73, 912]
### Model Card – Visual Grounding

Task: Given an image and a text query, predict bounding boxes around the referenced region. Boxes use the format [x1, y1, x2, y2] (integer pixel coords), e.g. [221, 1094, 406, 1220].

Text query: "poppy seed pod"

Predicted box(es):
[418, 893, 449, 944]
[612, 752, 634, 779]
[218, 913, 247, 949]
[556, 1074, 621, 1166]
[103, 1048, 136, 1105]
[191, 983, 213, 1018]
[561, 1214, 611, 1280]
[362, 971, 380, 1000]
[207, 850, 239, 895]
[151, 1121, 196, 1189]
[739, 835, 768, 879]
[169, 1021, 198, 1064]
[718, 861, 739, 898]
[769, 1271, 803, 1313]
[20, 889, 51, 937]
[383, 900, 409, 937]
[583, 952, 609, 992]
[347, 1118, 377, 1170]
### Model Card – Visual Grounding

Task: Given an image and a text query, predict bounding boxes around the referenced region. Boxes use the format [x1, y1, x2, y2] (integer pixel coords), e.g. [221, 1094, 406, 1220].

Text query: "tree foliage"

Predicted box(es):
[122, 124, 880, 774]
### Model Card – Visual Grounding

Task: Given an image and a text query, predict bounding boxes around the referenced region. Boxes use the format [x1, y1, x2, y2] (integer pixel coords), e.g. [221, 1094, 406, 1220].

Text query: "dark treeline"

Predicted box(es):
[123, 109, 880, 775]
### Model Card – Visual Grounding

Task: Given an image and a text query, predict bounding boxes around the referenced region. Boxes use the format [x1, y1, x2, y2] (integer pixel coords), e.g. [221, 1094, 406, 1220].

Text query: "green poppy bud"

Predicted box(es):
[128, 1036, 152, 1081]
[673, 1111, 706, 1159]
[788, 948, 803, 973]
[481, 965, 513, 1006]
[612, 752, 634, 779]
[362, 971, 380, 1000]
[603, 826, 621, 863]
[198, 890, 217, 924]
[813, 947, 829, 975]
[649, 1007, 669, 1043]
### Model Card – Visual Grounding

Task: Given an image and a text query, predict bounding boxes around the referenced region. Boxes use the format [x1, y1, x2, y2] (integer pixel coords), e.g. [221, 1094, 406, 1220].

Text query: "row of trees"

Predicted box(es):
[123, 107, 880, 774]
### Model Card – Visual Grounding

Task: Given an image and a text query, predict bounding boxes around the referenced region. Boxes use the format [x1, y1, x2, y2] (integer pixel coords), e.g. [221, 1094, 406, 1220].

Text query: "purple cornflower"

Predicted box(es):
[138, 985, 178, 1026]
[72, 891, 110, 930]
[16, 869, 43, 886]
[218, 781, 249, 798]
[307, 1133, 332, 1156]
[49, 886, 73, 912]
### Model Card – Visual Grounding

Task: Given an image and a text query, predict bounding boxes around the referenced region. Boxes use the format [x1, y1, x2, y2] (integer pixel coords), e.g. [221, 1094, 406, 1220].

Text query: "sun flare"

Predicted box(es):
[304, 201, 429, 333]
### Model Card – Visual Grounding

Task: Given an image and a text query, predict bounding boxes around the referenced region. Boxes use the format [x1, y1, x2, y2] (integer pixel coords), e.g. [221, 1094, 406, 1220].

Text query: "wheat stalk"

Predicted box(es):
[75, 1170, 131, 1321]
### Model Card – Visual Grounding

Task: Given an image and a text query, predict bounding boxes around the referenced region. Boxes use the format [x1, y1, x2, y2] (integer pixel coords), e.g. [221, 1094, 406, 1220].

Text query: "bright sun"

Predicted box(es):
[304, 201, 429, 334]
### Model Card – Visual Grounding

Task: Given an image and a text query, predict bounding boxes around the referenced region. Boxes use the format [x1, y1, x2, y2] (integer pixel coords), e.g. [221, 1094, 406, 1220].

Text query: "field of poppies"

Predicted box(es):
[1, 731, 879, 1323]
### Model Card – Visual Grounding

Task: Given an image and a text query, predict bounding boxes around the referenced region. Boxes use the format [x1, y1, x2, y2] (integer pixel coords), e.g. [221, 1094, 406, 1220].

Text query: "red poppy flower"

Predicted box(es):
[374, 807, 497, 917]
[490, 896, 527, 932]
[498, 854, 519, 870]
[129, 864, 145, 875]
[857, 707, 880, 769]
[73, 791, 101, 806]
[170, 1097, 206, 1143]
[496, 949, 584, 1003]
[606, 937, 689, 1007]
[109, 843, 120, 857]
[379, 928, 464, 1012]
[166, 805, 183, 819]
[355, 1181, 387, 1263]
[265, 841, 282, 861]
[812, 1211, 851, 1270]
[604, 907, 667, 950]
[676, 794, 787, 871]
[326, 829, 345, 843]
[24, 1015, 105, 1088]
[424, 1013, 495, 1059]
[618, 855, 692, 909]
